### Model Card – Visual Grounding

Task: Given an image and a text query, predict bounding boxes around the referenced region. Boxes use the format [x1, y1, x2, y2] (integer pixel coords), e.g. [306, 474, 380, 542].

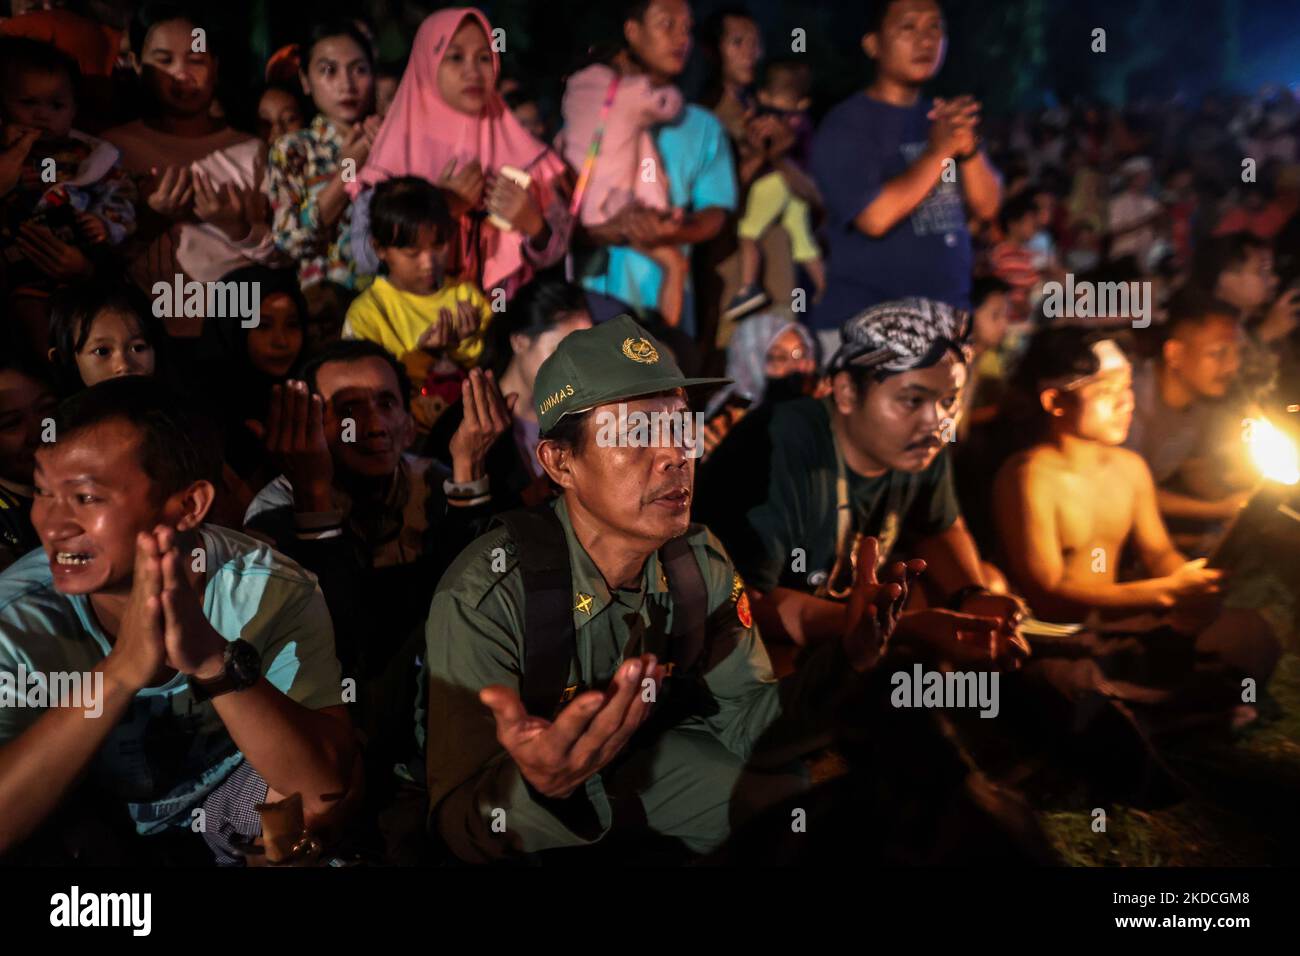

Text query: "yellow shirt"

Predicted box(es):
[342, 277, 494, 368]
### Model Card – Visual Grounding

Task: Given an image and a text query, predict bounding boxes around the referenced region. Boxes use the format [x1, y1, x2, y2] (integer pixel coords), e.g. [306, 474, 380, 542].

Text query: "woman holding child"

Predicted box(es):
[348, 7, 572, 303]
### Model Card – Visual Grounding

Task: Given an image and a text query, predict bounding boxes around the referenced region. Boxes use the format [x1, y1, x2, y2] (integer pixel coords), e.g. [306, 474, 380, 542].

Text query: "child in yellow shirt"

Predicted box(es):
[343, 176, 493, 429]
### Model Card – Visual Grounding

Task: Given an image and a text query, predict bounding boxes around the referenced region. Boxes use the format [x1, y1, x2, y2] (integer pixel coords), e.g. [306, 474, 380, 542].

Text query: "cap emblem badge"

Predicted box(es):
[622, 337, 659, 365]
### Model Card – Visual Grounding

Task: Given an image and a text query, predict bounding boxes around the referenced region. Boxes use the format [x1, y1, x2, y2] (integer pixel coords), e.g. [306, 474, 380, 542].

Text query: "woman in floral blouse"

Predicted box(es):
[265, 19, 379, 293]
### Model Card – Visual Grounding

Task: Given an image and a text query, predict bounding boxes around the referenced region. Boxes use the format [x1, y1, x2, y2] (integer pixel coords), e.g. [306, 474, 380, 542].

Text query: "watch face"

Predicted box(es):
[227, 640, 261, 688]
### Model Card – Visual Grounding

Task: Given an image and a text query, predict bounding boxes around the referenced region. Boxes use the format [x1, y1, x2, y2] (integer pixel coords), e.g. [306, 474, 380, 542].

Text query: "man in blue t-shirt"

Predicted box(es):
[0, 378, 355, 863]
[810, 0, 1002, 358]
[579, 0, 737, 340]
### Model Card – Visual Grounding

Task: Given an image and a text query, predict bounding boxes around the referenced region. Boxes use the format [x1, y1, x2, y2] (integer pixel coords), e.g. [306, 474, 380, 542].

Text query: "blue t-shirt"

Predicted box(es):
[810, 93, 972, 332]
[0, 525, 343, 834]
[581, 103, 737, 337]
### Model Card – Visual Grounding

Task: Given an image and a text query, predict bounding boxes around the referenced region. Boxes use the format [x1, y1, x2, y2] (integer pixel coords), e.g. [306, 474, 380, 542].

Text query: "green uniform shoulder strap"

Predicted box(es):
[496, 506, 575, 719]
[496, 505, 709, 719]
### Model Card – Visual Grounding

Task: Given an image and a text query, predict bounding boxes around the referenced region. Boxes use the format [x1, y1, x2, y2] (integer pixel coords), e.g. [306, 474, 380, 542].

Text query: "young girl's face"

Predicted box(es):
[302, 35, 374, 126]
[376, 224, 449, 295]
[257, 87, 304, 143]
[246, 293, 304, 378]
[437, 19, 492, 116]
[139, 19, 218, 118]
[3, 68, 75, 140]
[74, 310, 156, 387]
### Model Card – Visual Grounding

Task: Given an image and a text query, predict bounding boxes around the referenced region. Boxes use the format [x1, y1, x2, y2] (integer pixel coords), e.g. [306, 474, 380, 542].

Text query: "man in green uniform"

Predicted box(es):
[421, 316, 983, 863]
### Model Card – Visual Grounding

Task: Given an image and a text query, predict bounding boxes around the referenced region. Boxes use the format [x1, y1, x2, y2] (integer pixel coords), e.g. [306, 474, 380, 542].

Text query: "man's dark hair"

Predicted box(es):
[619, 0, 657, 26]
[130, 2, 218, 58]
[483, 274, 588, 373]
[543, 409, 593, 458]
[1011, 325, 1132, 403]
[865, 0, 945, 36]
[971, 275, 1013, 310]
[699, 5, 755, 57]
[369, 176, 453, 249]
[0, 37, 81, 108]
[1162, 286, 1240, 342]
[300, 340, 411, 411]
[52, 376, 220, 500]
[1191, 231, 1270, 288]
[47, 280, 160, 395]
[841, 338, 969, 395]
[298, 16, 375, 71]
[998, 190, 1039, 232]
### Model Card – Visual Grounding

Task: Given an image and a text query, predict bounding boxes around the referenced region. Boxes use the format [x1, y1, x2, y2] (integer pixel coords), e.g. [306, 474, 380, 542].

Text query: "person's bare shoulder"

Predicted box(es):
[999, 445, 1060, 485]
[1107, 445, 1156, 486]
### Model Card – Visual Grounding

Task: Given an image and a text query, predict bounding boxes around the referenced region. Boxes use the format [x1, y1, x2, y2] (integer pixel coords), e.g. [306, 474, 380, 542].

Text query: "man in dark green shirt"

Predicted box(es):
[422, 316, 955, 863]
[697, 298, 1027, 646]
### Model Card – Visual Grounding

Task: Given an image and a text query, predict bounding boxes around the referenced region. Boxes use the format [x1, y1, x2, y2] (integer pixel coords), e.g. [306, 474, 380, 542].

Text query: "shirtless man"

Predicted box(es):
[993, 330, 1221, 623]
[992, 326, 1279, 710]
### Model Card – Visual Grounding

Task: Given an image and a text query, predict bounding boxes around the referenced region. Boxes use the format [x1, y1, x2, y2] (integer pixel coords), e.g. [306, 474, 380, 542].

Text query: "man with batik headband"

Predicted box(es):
[992, 326, 1282, 724]
[696, 297, 1028, 652]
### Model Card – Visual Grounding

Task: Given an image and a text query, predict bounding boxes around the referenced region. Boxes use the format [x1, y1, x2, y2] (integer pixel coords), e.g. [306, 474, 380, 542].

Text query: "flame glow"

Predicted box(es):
[1245, 417, 1300, 486]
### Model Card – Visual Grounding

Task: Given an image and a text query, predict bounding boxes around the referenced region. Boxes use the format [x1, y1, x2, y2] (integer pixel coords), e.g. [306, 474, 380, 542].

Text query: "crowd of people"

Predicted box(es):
[1, 0, 1298, 866]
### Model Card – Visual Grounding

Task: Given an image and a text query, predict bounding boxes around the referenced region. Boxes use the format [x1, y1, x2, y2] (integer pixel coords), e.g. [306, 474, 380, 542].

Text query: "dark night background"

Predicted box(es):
[212, 0, 1300, 120]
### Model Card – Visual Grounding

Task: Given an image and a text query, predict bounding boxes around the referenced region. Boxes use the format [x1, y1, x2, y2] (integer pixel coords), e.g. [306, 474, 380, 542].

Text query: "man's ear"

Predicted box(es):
[299, 70, 311, 97]
[862, 32, 879, 60]
[1162, 337, 1183, 370]
[508, 332, 532, 358]
[47, 347, 58, 364]
[536, 439, 576, 490]
[169, 479, 216, 531]
[829, 370, 862, 416]
[1039, 387, 1066, 418]
[623, 18, 641, 53]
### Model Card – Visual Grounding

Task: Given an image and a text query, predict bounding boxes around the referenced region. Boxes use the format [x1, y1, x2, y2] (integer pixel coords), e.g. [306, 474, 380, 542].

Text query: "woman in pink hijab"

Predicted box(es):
[350, 8, 571, 299]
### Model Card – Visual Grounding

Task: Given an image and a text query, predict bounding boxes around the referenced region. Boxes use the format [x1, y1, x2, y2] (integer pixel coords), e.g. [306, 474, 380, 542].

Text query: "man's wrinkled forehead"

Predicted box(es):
[316, 357, 403, 405]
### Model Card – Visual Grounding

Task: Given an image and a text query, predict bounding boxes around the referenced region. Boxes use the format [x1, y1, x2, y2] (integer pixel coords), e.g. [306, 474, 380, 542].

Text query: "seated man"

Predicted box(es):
[1124, 288, 1255, 541]
[0, 377, 354, 864]
[695, 298, 1025, 648]
[244, 341, 511, 682]
[993, 327, 1281, 717]
[421, 317, 1004, 863]
[0, 353, 58, 573]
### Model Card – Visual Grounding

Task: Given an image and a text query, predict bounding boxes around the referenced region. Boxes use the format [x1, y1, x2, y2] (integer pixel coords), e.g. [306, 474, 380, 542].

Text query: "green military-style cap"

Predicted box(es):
[534, 315, 729, 436]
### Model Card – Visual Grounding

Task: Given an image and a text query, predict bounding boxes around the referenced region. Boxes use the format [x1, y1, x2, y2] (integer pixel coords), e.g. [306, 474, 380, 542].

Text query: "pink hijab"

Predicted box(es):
[352, 7, 562, 290]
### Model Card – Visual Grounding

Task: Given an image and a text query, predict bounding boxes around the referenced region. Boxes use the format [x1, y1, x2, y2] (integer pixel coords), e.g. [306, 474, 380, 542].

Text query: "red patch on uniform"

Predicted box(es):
[736, 590, 753, 628]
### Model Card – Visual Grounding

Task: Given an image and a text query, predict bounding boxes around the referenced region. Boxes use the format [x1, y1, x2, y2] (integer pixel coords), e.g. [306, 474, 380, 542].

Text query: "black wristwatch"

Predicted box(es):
[189, 639, 262, 702]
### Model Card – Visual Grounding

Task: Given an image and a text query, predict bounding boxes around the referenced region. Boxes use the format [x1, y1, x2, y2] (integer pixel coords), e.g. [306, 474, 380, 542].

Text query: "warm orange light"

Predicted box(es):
[1244, 417, 1300, 486]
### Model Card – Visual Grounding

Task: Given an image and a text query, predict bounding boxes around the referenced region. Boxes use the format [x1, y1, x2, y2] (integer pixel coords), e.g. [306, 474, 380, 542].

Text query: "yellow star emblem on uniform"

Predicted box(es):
[574, 592, 594, 615]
